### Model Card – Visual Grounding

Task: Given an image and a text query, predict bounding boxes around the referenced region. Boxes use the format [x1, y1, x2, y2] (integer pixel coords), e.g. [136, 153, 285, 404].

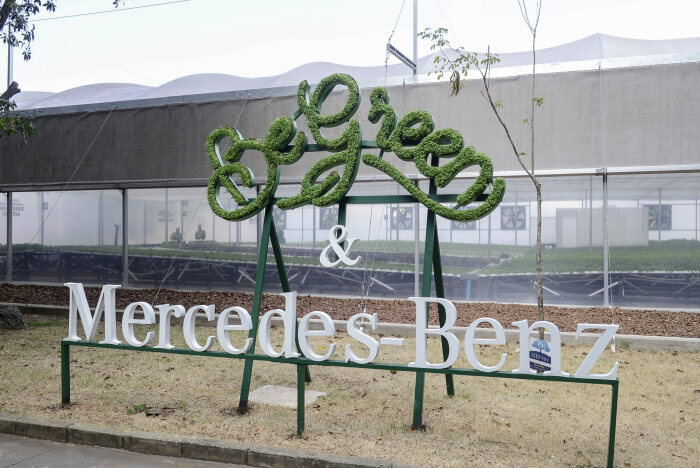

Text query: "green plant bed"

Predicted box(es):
[483, 240, 700, 275]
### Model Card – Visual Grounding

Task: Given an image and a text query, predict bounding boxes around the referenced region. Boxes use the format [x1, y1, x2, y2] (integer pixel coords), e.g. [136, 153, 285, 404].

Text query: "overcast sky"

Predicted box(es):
[3, 0, 699, 93]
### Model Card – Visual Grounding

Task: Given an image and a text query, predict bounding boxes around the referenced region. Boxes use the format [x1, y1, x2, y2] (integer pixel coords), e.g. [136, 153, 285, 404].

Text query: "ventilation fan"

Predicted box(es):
[501, 206, 526, 230]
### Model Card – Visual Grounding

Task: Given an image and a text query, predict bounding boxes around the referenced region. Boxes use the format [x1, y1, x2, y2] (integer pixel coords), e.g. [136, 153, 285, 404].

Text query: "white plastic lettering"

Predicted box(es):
[345, 313, 379, 364]
[464, 317, 507, 372]
[298, 311, 336, 361]
[64, 283, 121, 344]
[512, 320, 569, 377]
[259, 292, 300, 358]
[154, 304, 185, 350]
[408, 297, 459, 369]
[574, 324, 620, 380]
[217, 306, 253, 355]
[183, 305, 216, 352]
[122, 301, 156, 347]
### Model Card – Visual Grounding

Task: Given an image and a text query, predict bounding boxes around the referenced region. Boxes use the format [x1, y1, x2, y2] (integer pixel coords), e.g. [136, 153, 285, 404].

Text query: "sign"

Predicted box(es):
[63, 283, 619, 381]
[0, 200, 24, 217]
[206, 73, 505, 223]
[530, 337, 552, 372]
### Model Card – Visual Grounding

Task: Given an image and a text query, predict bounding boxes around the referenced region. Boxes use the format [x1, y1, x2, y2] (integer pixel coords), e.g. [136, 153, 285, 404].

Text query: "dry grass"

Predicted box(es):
[1, 314, 698, 467]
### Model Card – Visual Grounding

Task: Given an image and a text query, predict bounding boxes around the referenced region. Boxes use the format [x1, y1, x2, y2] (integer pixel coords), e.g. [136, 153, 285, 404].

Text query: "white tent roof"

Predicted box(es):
[12, 33, 700, 110]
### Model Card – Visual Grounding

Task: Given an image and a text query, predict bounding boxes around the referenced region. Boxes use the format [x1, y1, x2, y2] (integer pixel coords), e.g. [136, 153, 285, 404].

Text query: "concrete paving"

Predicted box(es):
[249, 385, 327, 408]
[0, 433, 250, 468]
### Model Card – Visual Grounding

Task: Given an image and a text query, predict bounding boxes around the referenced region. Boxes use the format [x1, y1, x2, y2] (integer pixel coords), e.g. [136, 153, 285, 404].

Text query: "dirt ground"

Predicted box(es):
[0, 283, 698, 338]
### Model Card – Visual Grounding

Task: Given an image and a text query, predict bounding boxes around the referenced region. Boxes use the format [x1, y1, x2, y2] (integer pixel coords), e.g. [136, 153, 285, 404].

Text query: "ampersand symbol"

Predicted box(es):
[319, 225, 362, 268]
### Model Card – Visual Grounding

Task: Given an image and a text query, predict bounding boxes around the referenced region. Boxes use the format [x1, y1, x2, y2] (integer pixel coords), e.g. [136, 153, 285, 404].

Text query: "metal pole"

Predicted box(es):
[414, 202, 419, 297]
[515, 191, 518, 246]
[122, 189, 128, 286]
[256, 186, 261, 251]
[657, 188, 662, 242]
[6, 192, 12, 282]
[98, 190, 104, 246]
[412, 0, 418, 76]
[589, 176, 593, 252]
[164, 188, 169, 242]
[312, 206, 316, 248]
[602, 171, 609, 307]
[40, 192, 45, 245]
[7, 25, 13, 88]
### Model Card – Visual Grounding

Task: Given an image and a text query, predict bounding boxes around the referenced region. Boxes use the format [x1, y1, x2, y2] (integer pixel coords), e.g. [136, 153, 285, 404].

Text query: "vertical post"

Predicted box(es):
[164, 188, 169, 243]
[414, 202, 420, 297]
[238, 204, 274, 413]
[412, 0, 417, 75]
[312, 206, 316, 248]
[431, 228, 454, 396]
[6, 192, 12, 282]
[296, 364, 305, 436]
[602, 170, 609, 307]
[657, 188, 662, 242]
[607, 381, 619, 468]
[61, 341, 71, 405]
[589, 176, 593, 252]
[301, 205, 304, 243]
[122, 189, 128, 286]
[40, 192, 45, 245]
[515, 191, 518, 246]
[7, 25, 13, 88]
[412, 206, 434, 430]
[98, 190, 104, 246]
[487, 210, 492, 257]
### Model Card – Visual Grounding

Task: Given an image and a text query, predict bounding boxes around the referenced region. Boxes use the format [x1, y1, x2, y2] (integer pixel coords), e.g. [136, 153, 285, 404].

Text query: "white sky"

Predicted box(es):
[3, 0, 699, 93]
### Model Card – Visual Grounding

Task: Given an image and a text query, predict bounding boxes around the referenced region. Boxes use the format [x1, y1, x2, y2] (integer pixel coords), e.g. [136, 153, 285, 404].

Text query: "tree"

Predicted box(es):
[0, 1, 121, 137]
[419, 1, 546, 331]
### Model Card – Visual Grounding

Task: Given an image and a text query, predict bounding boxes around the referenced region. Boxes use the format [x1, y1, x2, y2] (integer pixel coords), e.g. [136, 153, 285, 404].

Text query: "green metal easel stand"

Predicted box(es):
[237, 202, 310, 414]
[412, 156, 455, 429]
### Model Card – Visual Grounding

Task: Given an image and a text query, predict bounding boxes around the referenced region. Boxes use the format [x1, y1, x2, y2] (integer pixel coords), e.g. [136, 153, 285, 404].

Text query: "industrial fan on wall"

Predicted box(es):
[501, 206, 527, 230]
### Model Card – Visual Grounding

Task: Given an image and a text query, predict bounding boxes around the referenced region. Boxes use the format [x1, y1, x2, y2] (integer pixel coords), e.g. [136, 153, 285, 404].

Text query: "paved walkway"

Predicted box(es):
[0, 434, 250, 468]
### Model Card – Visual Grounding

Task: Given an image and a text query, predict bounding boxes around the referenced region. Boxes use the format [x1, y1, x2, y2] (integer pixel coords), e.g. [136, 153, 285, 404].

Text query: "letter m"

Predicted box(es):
[65, 283, 120, 343]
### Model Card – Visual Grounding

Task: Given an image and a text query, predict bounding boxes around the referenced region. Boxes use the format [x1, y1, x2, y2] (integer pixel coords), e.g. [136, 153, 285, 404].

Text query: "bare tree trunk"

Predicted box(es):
[0, 1, 13, 35]
[536, 183, 544, 338]
[1, 81, 20, 100]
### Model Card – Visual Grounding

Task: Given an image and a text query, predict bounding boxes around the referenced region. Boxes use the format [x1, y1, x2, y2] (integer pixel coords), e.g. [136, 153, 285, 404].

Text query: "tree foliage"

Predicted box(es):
[0, 1, 122, 138]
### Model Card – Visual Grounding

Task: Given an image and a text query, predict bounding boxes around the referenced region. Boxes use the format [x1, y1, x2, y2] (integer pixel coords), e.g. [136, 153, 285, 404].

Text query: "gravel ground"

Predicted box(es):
[1, 283, 697, 338]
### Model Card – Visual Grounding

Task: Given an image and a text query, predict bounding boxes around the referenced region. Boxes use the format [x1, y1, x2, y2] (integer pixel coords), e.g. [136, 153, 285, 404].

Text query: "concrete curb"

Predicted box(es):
[0, 413, 411, 468]
[6, 302, 699, 351]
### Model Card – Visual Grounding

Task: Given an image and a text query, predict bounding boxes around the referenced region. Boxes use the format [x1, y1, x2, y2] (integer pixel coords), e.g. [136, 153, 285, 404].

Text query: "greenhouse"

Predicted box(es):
[1, 34, 699, 309]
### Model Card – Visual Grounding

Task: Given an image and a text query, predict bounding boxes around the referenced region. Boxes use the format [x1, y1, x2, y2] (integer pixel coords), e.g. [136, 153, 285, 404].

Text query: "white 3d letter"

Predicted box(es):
[298, 311, 336, 361]
[464, 318, 507, 372]
[345, 313, 379, 364]
[574, 324, 619, 380]
[154, 304, 186, 349]
[512, 320, 569, 377]
[408, 297, 459, 369]
[64, 283, 121, 344]
[217, 306, 253, 355]
[259, 292, 300, 358]
[122, 301, 156, 347]
[183, 305, 216, 352]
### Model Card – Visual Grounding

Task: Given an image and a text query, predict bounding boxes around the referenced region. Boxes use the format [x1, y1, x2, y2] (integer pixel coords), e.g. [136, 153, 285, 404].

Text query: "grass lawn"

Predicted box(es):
[1, 314, 698, 467]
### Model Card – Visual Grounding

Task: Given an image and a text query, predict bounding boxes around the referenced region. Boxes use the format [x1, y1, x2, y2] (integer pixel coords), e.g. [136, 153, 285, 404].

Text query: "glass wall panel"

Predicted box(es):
[432, 176, 606, 306]
[0, 193, 7, 279]
[11, 190, 122, 283]
[127, 186, 257, 290]
[608, 173, 700, 309]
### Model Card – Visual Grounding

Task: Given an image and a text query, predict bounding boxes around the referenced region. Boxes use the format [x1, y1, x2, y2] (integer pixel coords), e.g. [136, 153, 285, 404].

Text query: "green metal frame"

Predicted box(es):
[61, 339, 619, 467]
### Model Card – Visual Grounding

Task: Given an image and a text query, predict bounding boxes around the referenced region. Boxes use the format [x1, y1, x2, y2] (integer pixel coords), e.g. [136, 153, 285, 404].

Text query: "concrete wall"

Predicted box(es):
[556, 207, 649, 247]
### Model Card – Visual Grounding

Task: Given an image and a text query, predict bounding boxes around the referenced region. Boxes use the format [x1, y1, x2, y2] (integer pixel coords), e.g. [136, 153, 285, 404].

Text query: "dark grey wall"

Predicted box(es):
[1, 60, 697, 191]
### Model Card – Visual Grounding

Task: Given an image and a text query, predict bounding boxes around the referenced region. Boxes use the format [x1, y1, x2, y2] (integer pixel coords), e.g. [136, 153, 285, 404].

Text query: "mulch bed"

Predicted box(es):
[1, 283, 697, 338]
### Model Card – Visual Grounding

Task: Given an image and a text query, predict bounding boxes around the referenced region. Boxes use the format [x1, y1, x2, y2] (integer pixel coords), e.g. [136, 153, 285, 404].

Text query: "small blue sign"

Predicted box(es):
[529, 338, 552, 372]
